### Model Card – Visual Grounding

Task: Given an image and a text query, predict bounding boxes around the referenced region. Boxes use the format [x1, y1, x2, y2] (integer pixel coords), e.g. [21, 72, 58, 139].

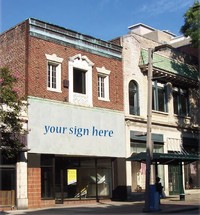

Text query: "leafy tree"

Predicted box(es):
[180, 1, 200, 48]
[0, 67, 26, 160]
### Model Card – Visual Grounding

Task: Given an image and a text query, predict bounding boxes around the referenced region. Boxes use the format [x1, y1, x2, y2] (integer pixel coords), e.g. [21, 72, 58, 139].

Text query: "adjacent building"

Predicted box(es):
[111, 23, 199, 199]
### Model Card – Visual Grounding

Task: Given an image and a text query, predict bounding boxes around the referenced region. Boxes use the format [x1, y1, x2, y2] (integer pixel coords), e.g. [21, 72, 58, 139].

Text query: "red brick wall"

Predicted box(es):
[0, 21, 28, 98]
[27, 36, 124, 111]
[28, 168, 55, 208]
[0, 20, 124, 111]
[28, 168, 41, 208]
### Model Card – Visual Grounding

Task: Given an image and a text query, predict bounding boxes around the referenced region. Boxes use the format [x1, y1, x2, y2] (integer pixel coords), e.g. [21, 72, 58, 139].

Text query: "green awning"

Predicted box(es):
[126, 152, 200, 165]
[139, 49, 199, 81]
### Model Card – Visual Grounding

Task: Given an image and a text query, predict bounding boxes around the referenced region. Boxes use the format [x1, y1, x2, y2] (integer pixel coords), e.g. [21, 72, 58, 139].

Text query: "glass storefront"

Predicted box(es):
[41, 155, 112, 202]
[130, 140, 164, 191]
[183, 137, 200, 190]
[184, 161, 200, 189]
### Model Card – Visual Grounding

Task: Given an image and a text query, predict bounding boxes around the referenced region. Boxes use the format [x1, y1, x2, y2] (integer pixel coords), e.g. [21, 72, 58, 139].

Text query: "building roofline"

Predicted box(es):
[128, 23, 176, 37]
[128, 23, 156, 31]
[28, 17, 122, 48]
[28, 18, 122, 59]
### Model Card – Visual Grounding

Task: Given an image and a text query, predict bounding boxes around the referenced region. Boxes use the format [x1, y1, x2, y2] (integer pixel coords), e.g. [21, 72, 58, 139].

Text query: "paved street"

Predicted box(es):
[1, 193, 200, 215]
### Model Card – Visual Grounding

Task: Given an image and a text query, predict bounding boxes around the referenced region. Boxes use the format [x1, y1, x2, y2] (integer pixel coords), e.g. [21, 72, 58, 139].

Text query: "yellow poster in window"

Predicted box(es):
[67, 169, 77, 185]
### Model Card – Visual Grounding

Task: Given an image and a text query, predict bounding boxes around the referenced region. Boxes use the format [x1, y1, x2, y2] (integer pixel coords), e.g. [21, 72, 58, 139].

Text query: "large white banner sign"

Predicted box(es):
[28, 97, 125, 157]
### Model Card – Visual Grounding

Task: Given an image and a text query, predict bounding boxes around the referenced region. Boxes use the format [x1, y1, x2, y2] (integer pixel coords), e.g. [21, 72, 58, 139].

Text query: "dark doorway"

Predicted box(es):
[0, 167, 16, 206]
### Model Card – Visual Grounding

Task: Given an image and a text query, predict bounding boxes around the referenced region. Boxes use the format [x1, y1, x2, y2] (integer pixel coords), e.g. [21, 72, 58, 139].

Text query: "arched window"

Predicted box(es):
[129, 80, 139, 115]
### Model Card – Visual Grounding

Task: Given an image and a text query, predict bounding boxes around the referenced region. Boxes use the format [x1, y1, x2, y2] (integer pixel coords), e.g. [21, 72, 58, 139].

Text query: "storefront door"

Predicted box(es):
[55, 157, 79, 203]
[168, 165, 179, 195]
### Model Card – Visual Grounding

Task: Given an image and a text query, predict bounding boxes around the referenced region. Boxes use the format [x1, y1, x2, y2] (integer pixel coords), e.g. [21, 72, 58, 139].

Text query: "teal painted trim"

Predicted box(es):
[28, 18, 122, 60]
[30, 32, 122, 60]
[140, 49, 198, 81]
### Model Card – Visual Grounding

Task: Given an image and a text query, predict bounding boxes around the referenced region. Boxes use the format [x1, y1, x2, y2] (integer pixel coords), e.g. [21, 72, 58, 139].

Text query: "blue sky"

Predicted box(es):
[0, 0, 195, 41]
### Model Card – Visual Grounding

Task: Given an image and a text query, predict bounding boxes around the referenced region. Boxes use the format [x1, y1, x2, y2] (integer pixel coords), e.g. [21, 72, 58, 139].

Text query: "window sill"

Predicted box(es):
[41, 197, 54, 200]
[47, 88, 62, 93]
[173, 114, 190, 118]
[152, 110, 169, 116]
[98, 97, 110, 102]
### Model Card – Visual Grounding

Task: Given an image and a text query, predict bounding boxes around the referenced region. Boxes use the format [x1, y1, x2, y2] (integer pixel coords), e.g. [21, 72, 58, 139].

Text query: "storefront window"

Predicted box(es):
[78, 158, 112, 199]
[41, 155, 54, 198]
[0, 168, 15, 191]
[41, 156, 112, 201]
[183, 138, 199, 190]
[78, 168, 96, 198]
[66, 169, 78, 198]
[0, 167, 16, 207]
[41, 167, 54, 198]
[97, 168, 111, 197]
[130, 141, 164, 191]
[184, 161, 200, 189]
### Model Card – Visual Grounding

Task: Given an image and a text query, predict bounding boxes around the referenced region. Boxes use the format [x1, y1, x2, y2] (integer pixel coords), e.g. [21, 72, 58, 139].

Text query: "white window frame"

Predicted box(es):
[45, 54, 63, 92]
[173, 87, 189, 116]
[96, 66, 110, 101]
[152, 81, 167, 112]
[68, 54, 94, 106]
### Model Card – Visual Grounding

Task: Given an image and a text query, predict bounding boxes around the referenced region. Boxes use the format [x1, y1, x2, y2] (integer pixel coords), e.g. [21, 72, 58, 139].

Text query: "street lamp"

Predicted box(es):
[143, 45, 169, 212]
[143, 47, 154, 212]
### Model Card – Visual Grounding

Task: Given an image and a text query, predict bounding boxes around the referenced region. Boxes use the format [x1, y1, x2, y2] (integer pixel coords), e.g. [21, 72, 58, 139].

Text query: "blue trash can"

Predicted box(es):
[149, 185, 160, 211]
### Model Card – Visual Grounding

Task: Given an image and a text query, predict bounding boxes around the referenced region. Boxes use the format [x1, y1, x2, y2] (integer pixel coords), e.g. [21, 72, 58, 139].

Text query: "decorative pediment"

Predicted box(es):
[96, 66, 111, 75]
[69, 54, 94, 66]
[45, 54, 63, 63]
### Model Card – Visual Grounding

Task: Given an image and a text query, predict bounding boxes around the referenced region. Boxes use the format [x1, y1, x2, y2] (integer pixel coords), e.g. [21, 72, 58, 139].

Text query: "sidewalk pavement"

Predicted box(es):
[1, 192, 200, 215]
[158, 192, 200, 213]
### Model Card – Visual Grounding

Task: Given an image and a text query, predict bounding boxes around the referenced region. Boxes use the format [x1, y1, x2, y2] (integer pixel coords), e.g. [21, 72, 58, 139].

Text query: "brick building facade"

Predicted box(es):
[0, 18, 126, 209]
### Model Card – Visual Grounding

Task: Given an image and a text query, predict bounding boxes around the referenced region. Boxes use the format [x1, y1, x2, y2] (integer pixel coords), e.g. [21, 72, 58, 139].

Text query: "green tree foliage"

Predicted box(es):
[180, 1, 200, 48]
[0, 67, 26, 160]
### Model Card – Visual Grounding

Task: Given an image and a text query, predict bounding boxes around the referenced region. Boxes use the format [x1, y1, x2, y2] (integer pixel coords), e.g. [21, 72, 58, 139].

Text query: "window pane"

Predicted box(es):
[48, 64, 51, 88]
[73, 68, 86, 94]
[184, 162, 200, 189]
[0, 168, 15, 190]
[129, 81, 139, 115]
[48, 64, 57, 89]
[152, 88, 155, 110]
[173, 92, 179, 114]
[78, 168, 96, 198]
[98, 76, 105, 98]
[52, 65, 57, 89]
[41, 155, 54, 198]
[158, 88, 165, 112]
[173, 88, 188, 116]
[180, 94, 187, 115]
[97, 168, 111, 197]
[41, 167, 54, 198]
[101, 78, 105, 97]
[98, 77, 100, 97]
[152, 83, 167, 112]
